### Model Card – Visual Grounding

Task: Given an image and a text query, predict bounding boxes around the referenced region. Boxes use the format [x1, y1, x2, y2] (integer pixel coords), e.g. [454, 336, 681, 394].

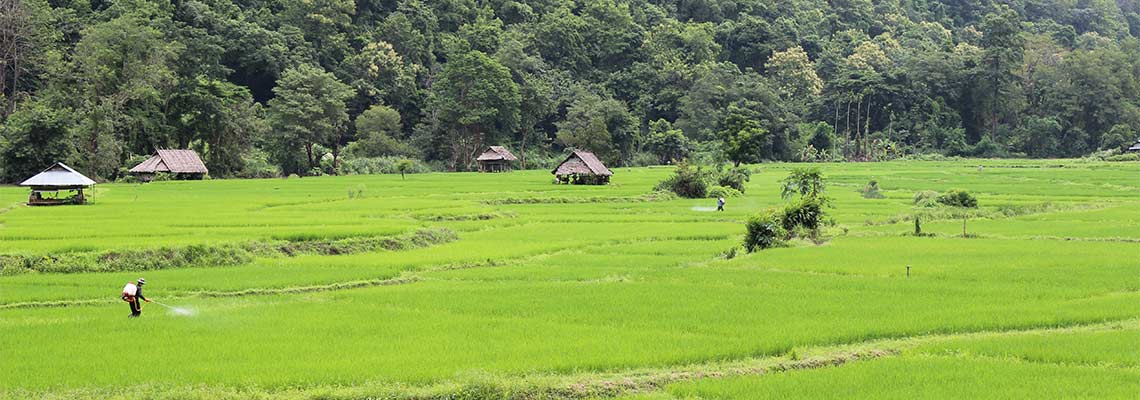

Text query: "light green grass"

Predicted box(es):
[0, 159, 1137, 398]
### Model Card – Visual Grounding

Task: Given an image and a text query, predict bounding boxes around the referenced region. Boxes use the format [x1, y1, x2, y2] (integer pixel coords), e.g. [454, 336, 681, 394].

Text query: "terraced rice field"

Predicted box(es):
[0, 160, 1137, 399]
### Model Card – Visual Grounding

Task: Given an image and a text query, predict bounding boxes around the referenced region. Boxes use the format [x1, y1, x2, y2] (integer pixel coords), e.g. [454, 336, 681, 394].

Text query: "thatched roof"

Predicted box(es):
[20, 163, 96, 187]
[476, 146, 518, 162]
[129, 149, 208, 174]
[552, 150, 613, 176]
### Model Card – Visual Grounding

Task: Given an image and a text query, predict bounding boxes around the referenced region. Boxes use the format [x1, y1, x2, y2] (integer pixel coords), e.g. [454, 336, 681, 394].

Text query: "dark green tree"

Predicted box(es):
[267, 64, 354, 175]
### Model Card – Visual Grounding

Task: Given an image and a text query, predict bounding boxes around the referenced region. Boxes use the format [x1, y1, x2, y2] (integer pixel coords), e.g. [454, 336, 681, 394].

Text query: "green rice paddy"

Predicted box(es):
[0, 160, 1137, 399]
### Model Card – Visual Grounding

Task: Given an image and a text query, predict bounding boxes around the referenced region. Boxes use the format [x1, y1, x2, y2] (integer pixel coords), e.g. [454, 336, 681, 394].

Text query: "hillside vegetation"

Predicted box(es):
[3, 0, 1140, 180]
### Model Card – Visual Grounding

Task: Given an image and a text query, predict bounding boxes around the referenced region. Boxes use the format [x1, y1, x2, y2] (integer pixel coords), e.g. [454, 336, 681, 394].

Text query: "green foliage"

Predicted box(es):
[718, 105, 770, 166]
[707, 185, 742, 199]
[714, 165, 751, 193]
[655, 160, 749, 198]
[430, 50, 520, 170]
[267, 64, 354, 175]
[349, 104, 414, 158]
[555, 89, 636, 165]
[0, 99, 75, 182]
[913, 190, 940, 207]
[644, 119, 691, 164]
[654, 159, 709, 198]
[780, 197, 826, 236]
[860, 180, 885, 199]
[4, 0, 1140, 181]
[339, 156, 431, 176]
[1106, 153, 1139, 162]
[937, 189, 979, 208]
[781, 167, 827, 201]
[744, 209, 786, 252]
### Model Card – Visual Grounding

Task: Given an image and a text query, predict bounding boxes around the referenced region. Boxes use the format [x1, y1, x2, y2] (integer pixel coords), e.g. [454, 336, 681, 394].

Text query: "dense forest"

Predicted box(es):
[2, 0, 1140, 180]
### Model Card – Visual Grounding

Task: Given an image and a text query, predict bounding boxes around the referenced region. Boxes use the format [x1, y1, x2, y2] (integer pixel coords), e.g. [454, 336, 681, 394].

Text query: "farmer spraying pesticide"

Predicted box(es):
[717, 197, 726, 211]
[121, 278, 151, 318]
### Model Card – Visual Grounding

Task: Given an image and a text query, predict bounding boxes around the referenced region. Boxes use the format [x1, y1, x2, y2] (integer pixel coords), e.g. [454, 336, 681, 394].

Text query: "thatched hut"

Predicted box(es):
[552, 150, 612, 185]
[476, 146, 518, 172]
[20, 163, 96, 206]
[129, 149, 208, 181]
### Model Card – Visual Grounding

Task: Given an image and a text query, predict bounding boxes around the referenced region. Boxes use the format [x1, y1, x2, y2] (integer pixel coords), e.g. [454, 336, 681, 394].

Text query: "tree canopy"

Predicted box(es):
[3, 0, 1140, 180]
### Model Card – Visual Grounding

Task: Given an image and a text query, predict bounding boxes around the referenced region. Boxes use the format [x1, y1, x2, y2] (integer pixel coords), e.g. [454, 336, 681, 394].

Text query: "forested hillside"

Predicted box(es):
[2, 0, 1139, 180]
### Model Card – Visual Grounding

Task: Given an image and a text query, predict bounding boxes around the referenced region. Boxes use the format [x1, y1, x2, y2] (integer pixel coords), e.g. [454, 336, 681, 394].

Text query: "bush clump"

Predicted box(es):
[654, 159, 708, 198]
[656, 160, 751, 198]
[860, 180, 885, 199]
[340, 156, 432, 176]
[715, 165, 751, 192]
[707, 185, 743, 199]
[1106, 153, 1139, 162]
[913, 190, 940, 207]
[936, 189, 978, 208]
[781, 197, 825, 234]
[744, 210, 786, 252]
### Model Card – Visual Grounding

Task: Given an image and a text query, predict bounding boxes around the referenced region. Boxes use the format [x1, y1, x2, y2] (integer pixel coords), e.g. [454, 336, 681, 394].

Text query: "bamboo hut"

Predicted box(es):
[129, 149, 209, 181]
[476, 146, 518, 172]
[20, 163, 96, 206]
[552, 150, 612, 185]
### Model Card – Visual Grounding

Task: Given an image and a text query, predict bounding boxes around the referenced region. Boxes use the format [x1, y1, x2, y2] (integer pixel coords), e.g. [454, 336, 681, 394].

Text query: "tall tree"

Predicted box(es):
[0, 98, 73, 182]
[69, 7, 180, 178]
[979, 6, 1025, 141]
[267, 64, 354, 175]
[429, 50, 519, 170]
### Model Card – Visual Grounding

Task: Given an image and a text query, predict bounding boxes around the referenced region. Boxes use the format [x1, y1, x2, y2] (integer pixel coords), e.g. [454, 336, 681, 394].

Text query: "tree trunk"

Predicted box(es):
[845, 97, 852, 159]
[331, 141, 340, 175]
[854, 96, 861, 159]
[519, 127, 527, 170]
[6, 52, 17, 116]
[865, 99, 872, 159]
[305, 142, 314, 171]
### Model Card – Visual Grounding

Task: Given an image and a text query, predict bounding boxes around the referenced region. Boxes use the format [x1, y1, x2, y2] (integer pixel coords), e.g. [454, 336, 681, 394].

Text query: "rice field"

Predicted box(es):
[0, 160, 1137, 399]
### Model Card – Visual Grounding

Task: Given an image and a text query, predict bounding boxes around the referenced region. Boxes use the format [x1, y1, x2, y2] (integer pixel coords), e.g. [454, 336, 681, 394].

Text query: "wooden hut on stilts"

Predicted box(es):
[551, 150, 613, 185]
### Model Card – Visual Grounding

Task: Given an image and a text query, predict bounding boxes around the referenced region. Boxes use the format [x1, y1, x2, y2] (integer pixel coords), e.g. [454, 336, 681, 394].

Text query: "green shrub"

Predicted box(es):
[654, 159, 709, 198]
[340, 156, 432, 175]
[1106, 153, 1139, 162]
[744, 210, 786, 252]
[238, 151, 281, 178]
[781, 197, 825, 234]
[913, 190, 940, 207]
[860, 180, 885, 199]
[707, 185, 743, 198]
[715, 165, 751, 193]
[937, 189, 978, 208]
[781, 167, 827, 201]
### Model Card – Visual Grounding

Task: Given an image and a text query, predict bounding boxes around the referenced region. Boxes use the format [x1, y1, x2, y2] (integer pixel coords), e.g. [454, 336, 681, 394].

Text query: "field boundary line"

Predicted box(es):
[191, 276, 420, 298]
[0, 277, 421, 310]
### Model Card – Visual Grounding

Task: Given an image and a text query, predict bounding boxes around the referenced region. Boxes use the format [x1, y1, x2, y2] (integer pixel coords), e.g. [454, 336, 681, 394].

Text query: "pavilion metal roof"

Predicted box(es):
[19, 163, 96, 187]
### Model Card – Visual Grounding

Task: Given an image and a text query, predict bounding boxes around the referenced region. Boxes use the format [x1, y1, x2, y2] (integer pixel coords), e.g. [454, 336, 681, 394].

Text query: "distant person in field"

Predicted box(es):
[717, 197, 726, 211]
[121, 278, 150, 318]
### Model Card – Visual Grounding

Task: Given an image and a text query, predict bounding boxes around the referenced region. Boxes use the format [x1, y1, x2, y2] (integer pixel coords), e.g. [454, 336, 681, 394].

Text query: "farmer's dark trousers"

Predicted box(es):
[128, 300, 141, 318]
